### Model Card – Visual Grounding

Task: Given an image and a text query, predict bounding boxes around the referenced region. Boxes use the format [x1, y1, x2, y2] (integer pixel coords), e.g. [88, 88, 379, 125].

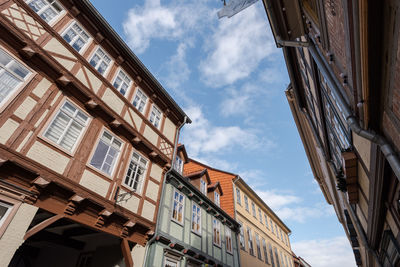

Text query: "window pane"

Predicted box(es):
[0, 72, 20, 104]
[90, 140, 108, 169]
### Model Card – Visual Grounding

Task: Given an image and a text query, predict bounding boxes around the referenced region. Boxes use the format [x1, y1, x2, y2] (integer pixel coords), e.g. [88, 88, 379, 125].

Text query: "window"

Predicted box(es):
[200, 179, 207, 195]
[132, 88, 147, 113]
[113, 69, 131, 96]
[275, 224, 279, 237]
[280, 251, 285, 267]
[89, 130, 122, 175]
[0, 48, 30, 107]
[269, 244, 275, 267]
[255, 233, 262, 260]
[262, 239, 269, 264]
[280, 229, 284, 241]
[124, 151, 147, 193]
[274, 247, 281, 267]
[191, 203, 201, 234]
[258, 208, 263, 223]
[149, 105, 162, 128]
[247, 227, 254, 256]
[225, 227, 232, 253]
[172, 190, 184, 224]
[236, 188, 241, 205]
[44, 101, 89, 151]
[379, 230, 400, 267]
[25, 0, 63, 24]
[213, 218, 221, 246]
[285, 254, 289, 267]
[164, 256, 180, 267]
[214, 191, 220, 207]
[244, 195, 249, 211]
[265, 214, 269, 229]
[252, 202, 256, 217]
[174, 156, 183, 174]
[89, 47, 111, 75]
[238, 220, 245, 250]
[0, 201, 12, 227]
[270, 219, 274, 234]
[62, 22, 90, 52]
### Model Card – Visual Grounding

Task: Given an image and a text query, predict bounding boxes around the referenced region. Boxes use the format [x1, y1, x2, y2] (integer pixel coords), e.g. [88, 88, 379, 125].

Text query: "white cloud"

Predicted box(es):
[200, 2, 277, 87]
[182, 105, 272, 157]
[292, 236, 356, 267]
[255, 190, 334, 223]
[219, 83, 258, 117]
[123, 0, 213, 54]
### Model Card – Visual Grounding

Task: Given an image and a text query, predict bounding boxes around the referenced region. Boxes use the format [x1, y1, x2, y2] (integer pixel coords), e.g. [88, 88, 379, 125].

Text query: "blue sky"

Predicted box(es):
[91, 0, 356, 266]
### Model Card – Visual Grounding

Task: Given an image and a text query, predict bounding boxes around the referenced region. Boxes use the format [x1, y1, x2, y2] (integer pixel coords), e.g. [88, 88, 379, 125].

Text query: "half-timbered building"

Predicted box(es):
[0, 0, 189, 266]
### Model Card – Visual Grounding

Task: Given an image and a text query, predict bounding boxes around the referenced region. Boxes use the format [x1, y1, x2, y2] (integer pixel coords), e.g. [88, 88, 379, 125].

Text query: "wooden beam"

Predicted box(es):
[24, 214, 63, 240]
[121, 238, 133, 267]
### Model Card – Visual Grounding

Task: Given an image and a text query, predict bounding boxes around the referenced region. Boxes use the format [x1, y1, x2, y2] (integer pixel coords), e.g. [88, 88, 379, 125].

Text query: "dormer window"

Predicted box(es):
[200, 179, 206, 195]
[174, 156, 183, 174]
[214, 191, 220, 207]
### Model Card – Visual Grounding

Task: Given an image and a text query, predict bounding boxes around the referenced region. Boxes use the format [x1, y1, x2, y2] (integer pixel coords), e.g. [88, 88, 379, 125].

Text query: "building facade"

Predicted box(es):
[263, 0, 400, 266]
[0, 0, 189, 266]
[145, 145, 241, 267]
[185, 160, 294, 267]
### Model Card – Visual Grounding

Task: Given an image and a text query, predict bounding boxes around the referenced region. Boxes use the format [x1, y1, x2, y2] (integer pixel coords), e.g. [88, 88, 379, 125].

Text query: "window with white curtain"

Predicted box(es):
[132, 88, 147, 113]
[191, 203, 201, 234]
[62, 22, 90, 52]
[90, 130, 122, 175]
[89, 47, 111, 75]
[112, 69, 131, 96]
[213, 218, 221, 246]
[25, 0, 63, 24]
[44, 101, 89, 151]
[0, 48, 30, 107]
[149, 104, 162, 128]
[172, 189, 184, 224]
[124, 151, 147, 193]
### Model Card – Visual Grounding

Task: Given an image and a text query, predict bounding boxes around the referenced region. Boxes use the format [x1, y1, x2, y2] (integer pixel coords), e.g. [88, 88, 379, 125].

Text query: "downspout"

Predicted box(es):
[232, 175, 242, 267]
[143, 116, 188, 266]
[307, 44, 400, 180]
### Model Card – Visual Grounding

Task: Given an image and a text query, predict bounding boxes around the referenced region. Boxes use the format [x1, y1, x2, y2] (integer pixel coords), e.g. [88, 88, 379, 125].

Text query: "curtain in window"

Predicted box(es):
[0, 72, 19, 104]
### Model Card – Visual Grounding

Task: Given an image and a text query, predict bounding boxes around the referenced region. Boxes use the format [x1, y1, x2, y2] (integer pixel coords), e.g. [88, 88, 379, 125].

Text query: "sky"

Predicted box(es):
[90, 0, 356, 266]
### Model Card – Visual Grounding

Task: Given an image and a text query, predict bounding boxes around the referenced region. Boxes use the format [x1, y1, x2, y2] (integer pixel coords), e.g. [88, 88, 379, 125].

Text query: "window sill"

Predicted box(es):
[171, 218, 184, 227]
[213, 243, 221, 248]
[191, 230, 202, 237]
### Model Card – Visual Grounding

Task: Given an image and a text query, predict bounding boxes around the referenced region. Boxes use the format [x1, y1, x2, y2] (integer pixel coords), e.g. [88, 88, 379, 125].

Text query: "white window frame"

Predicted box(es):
[214, 191, 220, 207]
[123, 151, 148, 194]
[171, 189, 184, 225]
[0, 48, 31, 109]
[61, 21, 91, 53]
[25, 0, 65, 25]
[149, 104, 162, 129]
[200, 179, 207, 195]
[213, 218, 221, 246]
[112, 69, 132, 96]
[244, 195, 249, 211]
[43, 100, 90, 152]
[0, 201, 13, 228]
[236, 188, 241, 205]
[191, 202, 201, 235]
[132, 87, 148, 114]
[225, 227, 233, 254]
[164, 255, 180, 267]
[174, 156, 183, 174]
[89, 130, 123, 176]
[89, 46, 112, 76]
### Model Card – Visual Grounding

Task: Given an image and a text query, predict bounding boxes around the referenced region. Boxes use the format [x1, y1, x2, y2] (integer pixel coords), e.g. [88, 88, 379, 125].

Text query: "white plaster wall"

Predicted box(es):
[145, 181, 159, 202]
[131, 244, 146, 267]
[150, 163, 163, 182]
[117, 189, 140, 213]
[14, 96, 37, 120]
[44, 38, 77, 71]
[79, 170, 110, 197]
[129, 108, 143, 130]
[32, 78, 51, 98]
[143, 126, 158, 146]
[102, 88, 124, 115]
[85, 67, 102, 94]
[0, 119, 19, 144]
[26, 141, 70, 174]
[0, 203, 38, 267]
[162, 117, 176, 143]
[141, 201, 155, 221]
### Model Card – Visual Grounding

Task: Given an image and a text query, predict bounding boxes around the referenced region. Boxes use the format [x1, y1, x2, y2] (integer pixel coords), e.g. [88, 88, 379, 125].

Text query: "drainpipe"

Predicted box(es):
[232, 175, 242, 267]
[306, 44, 400, 181]
[142, 116, 188, 266]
